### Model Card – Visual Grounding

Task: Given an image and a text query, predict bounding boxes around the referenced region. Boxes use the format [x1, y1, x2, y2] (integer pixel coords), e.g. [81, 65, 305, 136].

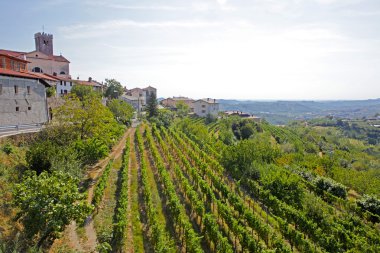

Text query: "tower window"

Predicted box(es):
[14, 85, 18, 94]
[27, 86, 31, 94]
[60, 71, 66, 75]
[0, 84, 2, 94]
[28, 106, 32, 111]
[16, 107, 19, 112]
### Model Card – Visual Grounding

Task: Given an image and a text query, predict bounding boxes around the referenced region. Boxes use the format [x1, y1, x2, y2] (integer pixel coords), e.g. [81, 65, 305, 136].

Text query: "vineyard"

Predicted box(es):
[82, 116, 380, 252]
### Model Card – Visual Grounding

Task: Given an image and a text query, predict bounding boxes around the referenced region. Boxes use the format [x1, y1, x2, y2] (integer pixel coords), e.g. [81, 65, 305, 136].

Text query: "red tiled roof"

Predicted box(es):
[0, 68, 51, 86]
[29, 72, 59, 82]
[0, 52, 29, 63]
[53, 55, 70, 63]
[0, 49, 70, 63]
[0, 49, 26, 58]
[75, 80, 102, 87]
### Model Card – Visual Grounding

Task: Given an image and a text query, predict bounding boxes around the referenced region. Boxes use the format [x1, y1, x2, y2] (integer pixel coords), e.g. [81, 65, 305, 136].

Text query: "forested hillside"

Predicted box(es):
[0, 109, 379, 252]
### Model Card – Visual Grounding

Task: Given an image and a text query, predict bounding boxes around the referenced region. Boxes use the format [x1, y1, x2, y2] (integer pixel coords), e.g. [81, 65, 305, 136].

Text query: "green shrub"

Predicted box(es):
[314, 176, 347, 199]
[2, 143, 13, 155]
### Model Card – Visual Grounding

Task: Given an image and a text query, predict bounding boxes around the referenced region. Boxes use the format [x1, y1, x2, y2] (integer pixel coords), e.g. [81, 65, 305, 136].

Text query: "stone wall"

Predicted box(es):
[0, 76, 49, 126]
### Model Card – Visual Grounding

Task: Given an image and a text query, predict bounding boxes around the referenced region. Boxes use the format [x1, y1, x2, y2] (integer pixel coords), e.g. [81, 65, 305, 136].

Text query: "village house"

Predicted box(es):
[0, 52, 52, 127]
[192, 98, 219, 117]
[161, 96, 195, 112]
[123, 86, 157, 111]
[224, 110, 261, 122]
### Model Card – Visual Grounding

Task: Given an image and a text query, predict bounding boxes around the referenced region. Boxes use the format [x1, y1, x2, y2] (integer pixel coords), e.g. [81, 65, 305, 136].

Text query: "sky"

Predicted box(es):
[1, 0, 380, 100]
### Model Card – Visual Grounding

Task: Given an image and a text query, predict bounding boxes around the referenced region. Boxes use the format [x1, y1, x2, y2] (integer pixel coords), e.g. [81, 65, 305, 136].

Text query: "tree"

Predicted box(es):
[176, 101, 190, 118]
[145, 92, 158, 118]
[104, 79, 124, 99]
[71, 84, 96, 100]
[107, 99, 134, 125]
[13, 171, 92, 248]
[54, 93, 123, 145]
[46, 86, 56, 97]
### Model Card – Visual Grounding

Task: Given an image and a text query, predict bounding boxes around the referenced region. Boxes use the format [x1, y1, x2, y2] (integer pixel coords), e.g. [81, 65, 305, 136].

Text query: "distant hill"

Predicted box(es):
[218, 99, 380, 124]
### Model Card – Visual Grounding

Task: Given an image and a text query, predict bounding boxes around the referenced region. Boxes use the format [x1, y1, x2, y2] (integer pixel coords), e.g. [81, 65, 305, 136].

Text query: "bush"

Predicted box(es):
[74, 138, 109, 165]
[2, 143, 13, 155]
[358, 195, 380, 216]
[314, 176, 347, 199]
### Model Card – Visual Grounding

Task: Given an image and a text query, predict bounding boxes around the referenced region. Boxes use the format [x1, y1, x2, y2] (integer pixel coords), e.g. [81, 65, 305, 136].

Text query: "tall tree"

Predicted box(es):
[104, 79, 124, 99]
[145, 92, 158, 118]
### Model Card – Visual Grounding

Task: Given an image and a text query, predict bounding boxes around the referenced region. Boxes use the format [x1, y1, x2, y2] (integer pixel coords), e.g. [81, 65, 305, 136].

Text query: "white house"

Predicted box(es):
[192, 98, 219, 117]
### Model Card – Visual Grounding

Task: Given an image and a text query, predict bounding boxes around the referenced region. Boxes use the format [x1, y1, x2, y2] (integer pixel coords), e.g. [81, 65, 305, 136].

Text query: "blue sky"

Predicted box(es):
[1, 0, 380, 100]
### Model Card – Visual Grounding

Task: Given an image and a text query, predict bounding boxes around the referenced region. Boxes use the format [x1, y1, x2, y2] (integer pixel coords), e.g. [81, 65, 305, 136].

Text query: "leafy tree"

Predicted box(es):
[176, 101, 190, 118]
[46, 86, 56, 97]
[54, 93, 123, 145]
[104, 79, 123, 99]
[71, 84, 96, 100]
[149, 109, 175, 128]
[107, 99, 134, 125]
[13, 171, 92, 248]
[146, 92, 158, 118]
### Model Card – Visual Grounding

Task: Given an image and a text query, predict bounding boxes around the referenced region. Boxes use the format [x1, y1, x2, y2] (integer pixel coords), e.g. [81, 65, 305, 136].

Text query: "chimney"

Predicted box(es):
[88, 77, 92, 82]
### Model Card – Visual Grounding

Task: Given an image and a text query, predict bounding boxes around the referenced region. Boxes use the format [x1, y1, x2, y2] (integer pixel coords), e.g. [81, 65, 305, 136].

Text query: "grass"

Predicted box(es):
[130, 134, 145, 253]
[93, 156, 122, 244]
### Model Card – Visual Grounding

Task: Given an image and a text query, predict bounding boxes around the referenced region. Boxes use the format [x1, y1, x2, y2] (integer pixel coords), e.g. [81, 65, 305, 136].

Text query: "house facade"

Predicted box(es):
[161, 97, 194, 111]
[124, 86, 157, 109]
[0, 53, 51, 126]
[192, 98, 219, 117]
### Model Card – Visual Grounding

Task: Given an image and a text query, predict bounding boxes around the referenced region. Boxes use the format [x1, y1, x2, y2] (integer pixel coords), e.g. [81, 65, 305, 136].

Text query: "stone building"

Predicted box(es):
[125, 86, 157, 108]
[161, 97, 195, 111]
[0, 32, 71, 79]
[192, 98, 219, 117]
[0, 53, 51, 126]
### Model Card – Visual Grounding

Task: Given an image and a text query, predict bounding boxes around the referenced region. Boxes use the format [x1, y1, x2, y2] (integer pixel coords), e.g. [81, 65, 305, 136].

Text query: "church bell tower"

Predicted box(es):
[34, 32, 53, 55]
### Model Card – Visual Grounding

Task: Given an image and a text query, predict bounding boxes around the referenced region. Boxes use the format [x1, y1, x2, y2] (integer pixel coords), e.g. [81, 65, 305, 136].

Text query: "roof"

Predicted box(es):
[193, 98, 218, 104]
[0, 49, 26, 58]
[0, 52, 30, 63]
[164, 97, 193, 101]
[0, 68, 51, 87]
[0, 49, 70, 63]
[29, 72, 60, 82]
[75, 80, 102, 87]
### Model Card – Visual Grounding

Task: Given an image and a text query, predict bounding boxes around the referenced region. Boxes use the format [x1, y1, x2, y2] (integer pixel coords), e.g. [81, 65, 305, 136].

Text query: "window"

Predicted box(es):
[60, 71, 66, 75]
[27, 86, 31, 94]
[202, 104, 206, 108]
[64, 82, 66, 86]
[70, 82, 72, 86]
[64, 90, 68, 94]
[14, 85, 18, 94]
[32, 67, 43, 73]
[28, 106, 31, 111]
[16, 107, 19, 112]
[60, 90, 63, 94]
[0, 84, 2, 94]
[53, 72, 57, 76]
[202, 110, 206, 113]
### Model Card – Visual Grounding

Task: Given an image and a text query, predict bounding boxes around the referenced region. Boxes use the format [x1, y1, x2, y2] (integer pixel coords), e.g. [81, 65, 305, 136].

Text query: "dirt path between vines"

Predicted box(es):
[50, 129, 131, 253]
[82, 129, 132, 252]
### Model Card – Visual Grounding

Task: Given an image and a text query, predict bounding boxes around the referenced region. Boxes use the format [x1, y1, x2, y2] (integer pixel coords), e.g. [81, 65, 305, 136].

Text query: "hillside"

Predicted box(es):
[1, 110, 380, 252]
[219, 99, 380, 124]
